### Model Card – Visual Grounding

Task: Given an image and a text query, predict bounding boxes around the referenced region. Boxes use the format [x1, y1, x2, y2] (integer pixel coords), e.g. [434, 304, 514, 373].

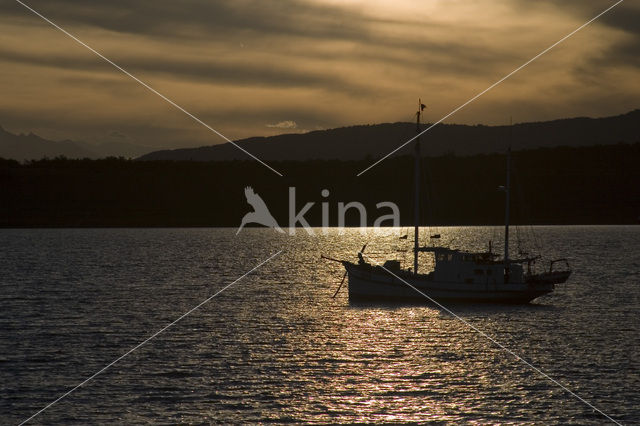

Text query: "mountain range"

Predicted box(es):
[2, 109, 639, 162]
[139, 109, 640, 161]
[0, 126, 158, 161]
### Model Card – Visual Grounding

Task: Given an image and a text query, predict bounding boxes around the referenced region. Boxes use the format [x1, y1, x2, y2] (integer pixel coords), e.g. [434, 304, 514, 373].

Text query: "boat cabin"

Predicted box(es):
[420, 246, 524, 284]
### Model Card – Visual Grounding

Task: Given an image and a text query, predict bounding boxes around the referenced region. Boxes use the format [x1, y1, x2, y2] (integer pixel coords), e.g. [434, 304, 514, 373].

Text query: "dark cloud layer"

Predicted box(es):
[0, 46, 374, 95]
[1, 0, 637, 146]
[5, 0, 379, 41]
[510, 0, 640, 69]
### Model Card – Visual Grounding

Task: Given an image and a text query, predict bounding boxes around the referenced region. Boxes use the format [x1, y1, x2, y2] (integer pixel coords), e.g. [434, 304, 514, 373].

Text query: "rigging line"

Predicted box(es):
[516, 225, 524, 255]
[513, 155, 543, 254]
[512, 161, 523, 253]
[514, 177, 529, 250]
[360, 252, 623, 425]
[420, 155, 435, 231]
[15, 0, 284, 177]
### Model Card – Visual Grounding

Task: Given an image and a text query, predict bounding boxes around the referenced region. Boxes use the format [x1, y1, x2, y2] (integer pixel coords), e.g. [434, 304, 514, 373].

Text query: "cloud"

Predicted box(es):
[1, 0, 377, 42]
[507, 0, 640, 70]
[266, 120, 297, 129]
[0, 0, 637, 148]
[108, 130, 127, 139]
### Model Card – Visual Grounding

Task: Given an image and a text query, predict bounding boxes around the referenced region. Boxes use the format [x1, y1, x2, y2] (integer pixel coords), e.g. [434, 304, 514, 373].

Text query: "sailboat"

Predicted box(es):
[326, 101, 571, 304]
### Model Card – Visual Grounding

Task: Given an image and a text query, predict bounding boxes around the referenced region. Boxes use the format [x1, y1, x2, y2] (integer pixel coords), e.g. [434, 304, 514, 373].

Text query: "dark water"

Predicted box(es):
[1, 226, 638, 424]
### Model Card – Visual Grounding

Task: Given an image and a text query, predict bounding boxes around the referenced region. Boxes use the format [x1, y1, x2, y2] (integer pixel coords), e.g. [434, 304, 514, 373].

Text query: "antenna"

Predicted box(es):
[504, 117, 512, 283]
[413, 99, 422, 274]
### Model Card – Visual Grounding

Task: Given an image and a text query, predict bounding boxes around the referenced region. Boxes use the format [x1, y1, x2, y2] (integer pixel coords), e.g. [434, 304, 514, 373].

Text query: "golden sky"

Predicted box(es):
[0, 0, 638, 149]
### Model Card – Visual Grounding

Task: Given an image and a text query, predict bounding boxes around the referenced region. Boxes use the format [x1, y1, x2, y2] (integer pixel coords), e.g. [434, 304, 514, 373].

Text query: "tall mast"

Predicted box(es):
[504, 120, 512, 282]
[414, 99, 423, 275]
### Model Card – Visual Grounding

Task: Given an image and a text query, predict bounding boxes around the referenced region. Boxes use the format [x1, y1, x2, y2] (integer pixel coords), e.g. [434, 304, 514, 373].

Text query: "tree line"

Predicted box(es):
[1, 143, 639, 227]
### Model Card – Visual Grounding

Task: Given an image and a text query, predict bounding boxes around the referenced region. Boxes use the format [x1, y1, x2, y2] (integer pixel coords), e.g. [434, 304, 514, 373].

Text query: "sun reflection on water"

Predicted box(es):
[1, 227, 636, 423]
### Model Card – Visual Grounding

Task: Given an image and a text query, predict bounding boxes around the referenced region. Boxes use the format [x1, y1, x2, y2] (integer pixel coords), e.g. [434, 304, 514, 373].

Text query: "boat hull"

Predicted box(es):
[345, 262, 554, 304]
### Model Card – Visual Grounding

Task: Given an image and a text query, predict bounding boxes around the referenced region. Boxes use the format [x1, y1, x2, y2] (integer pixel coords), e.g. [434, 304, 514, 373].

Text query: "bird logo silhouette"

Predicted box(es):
[236, 186, 284, 234]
